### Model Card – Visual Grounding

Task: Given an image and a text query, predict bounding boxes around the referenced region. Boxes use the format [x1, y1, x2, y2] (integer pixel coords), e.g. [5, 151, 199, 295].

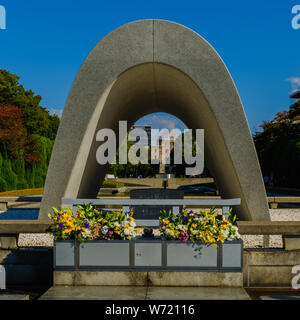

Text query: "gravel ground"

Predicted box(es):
[17, 208, 300, 248]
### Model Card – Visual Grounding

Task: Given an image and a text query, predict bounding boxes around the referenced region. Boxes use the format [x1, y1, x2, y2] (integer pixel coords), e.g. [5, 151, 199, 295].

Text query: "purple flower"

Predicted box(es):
[58, 223, 64, 230]
[84, 221, 89, 228]
[108, 230, 113, 236]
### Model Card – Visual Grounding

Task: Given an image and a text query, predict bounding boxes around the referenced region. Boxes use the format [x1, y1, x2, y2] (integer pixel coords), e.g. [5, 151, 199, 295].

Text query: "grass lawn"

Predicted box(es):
[0, 188, 43, 197]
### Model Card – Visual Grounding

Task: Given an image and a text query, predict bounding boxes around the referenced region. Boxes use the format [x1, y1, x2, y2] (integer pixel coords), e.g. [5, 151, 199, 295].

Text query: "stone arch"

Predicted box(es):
[40, 19, 270, 221]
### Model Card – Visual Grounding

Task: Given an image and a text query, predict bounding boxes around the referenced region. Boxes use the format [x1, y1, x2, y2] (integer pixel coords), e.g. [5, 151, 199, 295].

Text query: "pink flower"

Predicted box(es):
[179, 230, 189, 242]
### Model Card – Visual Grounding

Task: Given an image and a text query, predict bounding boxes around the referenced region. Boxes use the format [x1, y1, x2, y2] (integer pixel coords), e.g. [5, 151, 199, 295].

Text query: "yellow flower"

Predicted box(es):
[217, 235, 225, 242]
[192, 223, 197, 228]
[65, 228, 73, 234]
[164, 220, 170, 225]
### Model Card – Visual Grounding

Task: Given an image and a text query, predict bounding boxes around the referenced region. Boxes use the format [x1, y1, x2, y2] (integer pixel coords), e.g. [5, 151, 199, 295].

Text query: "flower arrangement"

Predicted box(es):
[48, 203, 138, 242]
[159, 207, 240, 245]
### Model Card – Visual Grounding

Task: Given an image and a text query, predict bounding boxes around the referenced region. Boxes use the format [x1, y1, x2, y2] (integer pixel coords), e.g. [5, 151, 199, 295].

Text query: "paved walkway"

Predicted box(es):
[40, 286, 250, 300]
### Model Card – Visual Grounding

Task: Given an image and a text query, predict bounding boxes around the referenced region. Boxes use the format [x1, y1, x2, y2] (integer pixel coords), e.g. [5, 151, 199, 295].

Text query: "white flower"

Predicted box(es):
[102, 225, 109, 234]
[82, 229, 92, 238]
[130, 221, 136, 227]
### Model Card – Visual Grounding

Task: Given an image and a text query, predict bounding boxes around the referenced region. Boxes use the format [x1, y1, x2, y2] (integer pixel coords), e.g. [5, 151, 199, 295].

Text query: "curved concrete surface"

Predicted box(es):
[40, 20, 270, 221]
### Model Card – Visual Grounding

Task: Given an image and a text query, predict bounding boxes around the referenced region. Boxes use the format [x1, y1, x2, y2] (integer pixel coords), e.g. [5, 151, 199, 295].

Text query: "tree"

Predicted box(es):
[0, 69, 60, 191]
[0, 69, 60, 139]
[0, 103, 41, 163]
[254, 100, 300, 188]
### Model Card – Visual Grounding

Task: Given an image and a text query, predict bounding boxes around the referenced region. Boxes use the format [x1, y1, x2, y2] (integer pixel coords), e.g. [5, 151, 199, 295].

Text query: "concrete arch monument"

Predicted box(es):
[40, 20, 270, 221]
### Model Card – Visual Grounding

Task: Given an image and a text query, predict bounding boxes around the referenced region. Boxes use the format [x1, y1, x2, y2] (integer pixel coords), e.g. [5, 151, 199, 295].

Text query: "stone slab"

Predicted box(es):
[283, 236, 300, 251]
[54, 271, 243, 287]
[146, 287, 250, 300]
[237, 221, 300, 235]
[148, 272, 243, 287]
[54, 271, 148, 286]
[246, 249, 300, 266]
[40, 285, 147, 300]
[0, 220, 51, 234]
[0, 294, 29, 300]
[248, 266, 295, 287]
[39, 285, 250, 300]
[0, 236, 18, 249]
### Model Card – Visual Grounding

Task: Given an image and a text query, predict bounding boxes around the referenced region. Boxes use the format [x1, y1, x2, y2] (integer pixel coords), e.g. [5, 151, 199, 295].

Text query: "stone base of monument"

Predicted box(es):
[54, 240, 243, 272]
[53, 239, 243, 289]
[39, 286, 250, 300]
[40, 285, 250, 300]
[53, 270, 243, 287]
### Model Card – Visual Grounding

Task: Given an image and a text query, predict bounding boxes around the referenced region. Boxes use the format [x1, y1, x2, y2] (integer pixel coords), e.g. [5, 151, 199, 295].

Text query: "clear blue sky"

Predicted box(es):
[0, 0, 299, 133]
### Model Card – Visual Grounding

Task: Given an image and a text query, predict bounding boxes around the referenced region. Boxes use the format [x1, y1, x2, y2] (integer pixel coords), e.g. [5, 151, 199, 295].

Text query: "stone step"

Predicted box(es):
[39, 285, 250, 300]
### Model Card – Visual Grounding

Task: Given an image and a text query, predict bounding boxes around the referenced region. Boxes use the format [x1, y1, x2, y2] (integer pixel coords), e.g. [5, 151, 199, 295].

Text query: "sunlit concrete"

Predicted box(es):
[39, 285, 250, 300]
[40, 20, 269, 221]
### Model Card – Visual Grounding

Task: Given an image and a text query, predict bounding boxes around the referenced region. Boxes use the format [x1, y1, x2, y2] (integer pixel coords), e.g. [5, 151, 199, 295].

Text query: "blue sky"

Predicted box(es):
[0, 0, 299, 133]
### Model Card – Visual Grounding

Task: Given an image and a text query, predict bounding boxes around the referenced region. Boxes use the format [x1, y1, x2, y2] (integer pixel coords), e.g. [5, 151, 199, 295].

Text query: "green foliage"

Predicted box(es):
[0, 69, 59, 191]
[0, 138, 53, 191]
[0, 69, 60, 139]
[254, 99, 300, 188]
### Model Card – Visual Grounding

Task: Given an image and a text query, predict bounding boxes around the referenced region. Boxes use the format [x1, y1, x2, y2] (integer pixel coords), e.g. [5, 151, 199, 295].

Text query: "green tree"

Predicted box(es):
[0, 69, 60, 191]
[0, 69, 60, 139]
[254, 100, 300, 188]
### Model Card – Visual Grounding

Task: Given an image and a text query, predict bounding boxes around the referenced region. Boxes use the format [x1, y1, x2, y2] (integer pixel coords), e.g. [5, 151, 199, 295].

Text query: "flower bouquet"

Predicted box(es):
[159, 207, 242, 270]
[159, 206, 240, 245]
[48, 203, 138, 242]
